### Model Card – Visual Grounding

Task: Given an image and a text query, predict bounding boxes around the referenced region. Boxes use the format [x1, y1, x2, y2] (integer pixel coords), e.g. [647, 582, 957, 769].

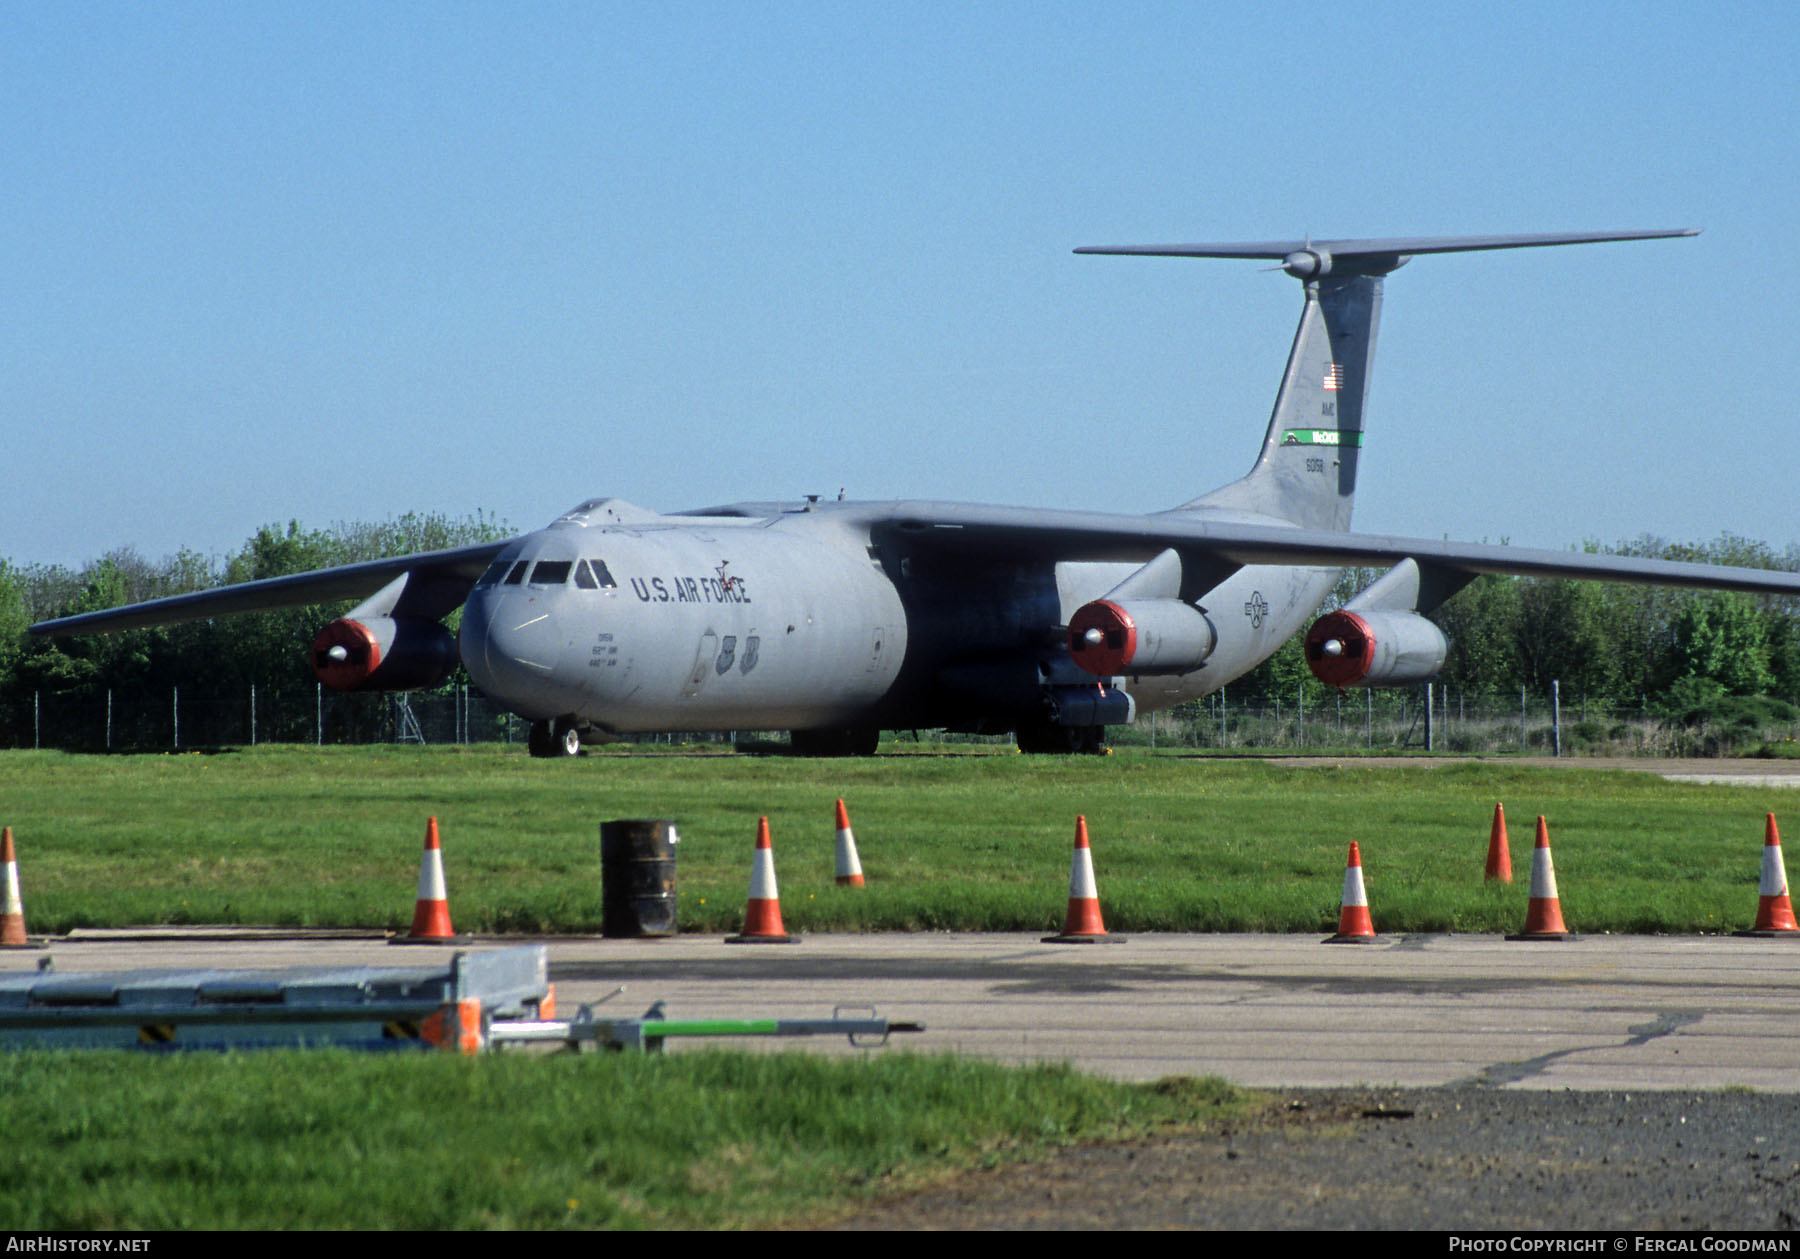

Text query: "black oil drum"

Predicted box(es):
[600, 819, 679, 937]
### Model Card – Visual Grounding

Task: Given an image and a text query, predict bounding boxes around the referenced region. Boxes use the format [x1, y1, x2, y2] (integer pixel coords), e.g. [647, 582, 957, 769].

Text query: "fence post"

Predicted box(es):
[1425, 681, 1434, 752]
[106, 689, 112, 751]
[1552, 680, 1562, 758]
[33, 691, 39, 750]
[1520, 685, 1527, 751]
[316, 682, 322, 747]
[173, 686, 179, 751]
[250, 684, 256, 747]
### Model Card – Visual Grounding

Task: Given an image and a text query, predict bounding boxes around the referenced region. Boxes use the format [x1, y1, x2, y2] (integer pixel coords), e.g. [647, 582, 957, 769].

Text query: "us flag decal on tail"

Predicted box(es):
[1322, 362, 1344, 390]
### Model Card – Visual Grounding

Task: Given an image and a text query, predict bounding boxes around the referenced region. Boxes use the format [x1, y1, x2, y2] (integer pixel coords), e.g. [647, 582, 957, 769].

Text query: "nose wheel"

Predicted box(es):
[528, 718, 584, 758]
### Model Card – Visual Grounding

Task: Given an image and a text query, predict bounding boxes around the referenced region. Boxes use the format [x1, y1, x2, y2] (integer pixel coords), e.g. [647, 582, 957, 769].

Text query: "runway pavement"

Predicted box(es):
[8, 929, 1800, 1090]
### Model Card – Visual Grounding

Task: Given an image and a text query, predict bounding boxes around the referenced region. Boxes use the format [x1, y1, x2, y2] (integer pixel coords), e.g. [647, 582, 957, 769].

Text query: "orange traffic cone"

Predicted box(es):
[1325, 841, 1377, 943]
[1, 826, 35, 949]
[834, 798, 865, 887]
[1737, 813, 1800, 937]
[1507, 816, 1571, 940]
[392, 816, 461, 945]
[1044, 816, 1122, 943]
[1486, 803, 1513, 884]
[727, 817, 794, 943]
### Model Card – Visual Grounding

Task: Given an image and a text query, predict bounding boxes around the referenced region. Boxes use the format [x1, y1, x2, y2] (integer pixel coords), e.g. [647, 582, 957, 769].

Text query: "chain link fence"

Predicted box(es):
[4, 682, 1795, 758]
[1117, 685, 1800, 758]
[0, 685, 523, 751]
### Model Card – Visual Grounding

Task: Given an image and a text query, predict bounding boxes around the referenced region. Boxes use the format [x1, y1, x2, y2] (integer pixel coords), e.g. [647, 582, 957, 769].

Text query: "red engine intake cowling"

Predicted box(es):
[310, 617, 460, 692]
[1304, 608, 1448, 689]
[1068, 598, 1216, 677]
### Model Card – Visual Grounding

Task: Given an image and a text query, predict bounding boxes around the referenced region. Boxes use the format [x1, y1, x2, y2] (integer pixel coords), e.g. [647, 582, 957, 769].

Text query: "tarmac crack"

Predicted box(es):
[1468, 1009, 1704, 1088]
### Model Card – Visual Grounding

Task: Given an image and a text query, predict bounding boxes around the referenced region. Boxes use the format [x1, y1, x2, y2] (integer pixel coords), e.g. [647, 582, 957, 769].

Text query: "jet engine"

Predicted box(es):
[1067, 598, 1216, 677]
[1303, 609, 1447, 689]
[310, 616, 461, 692]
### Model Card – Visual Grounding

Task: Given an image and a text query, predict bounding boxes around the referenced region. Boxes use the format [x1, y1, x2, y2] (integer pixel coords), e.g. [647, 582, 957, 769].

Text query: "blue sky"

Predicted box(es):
[5, 2, 1797, 569]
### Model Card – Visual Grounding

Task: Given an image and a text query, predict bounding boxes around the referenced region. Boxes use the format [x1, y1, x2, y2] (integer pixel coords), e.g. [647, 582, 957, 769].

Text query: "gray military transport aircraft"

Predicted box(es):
[33, 229, 1800, 756]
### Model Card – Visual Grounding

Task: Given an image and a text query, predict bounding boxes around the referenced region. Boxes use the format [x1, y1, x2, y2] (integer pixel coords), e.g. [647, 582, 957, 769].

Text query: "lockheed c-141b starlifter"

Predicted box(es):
[34, 228, 1800, 755]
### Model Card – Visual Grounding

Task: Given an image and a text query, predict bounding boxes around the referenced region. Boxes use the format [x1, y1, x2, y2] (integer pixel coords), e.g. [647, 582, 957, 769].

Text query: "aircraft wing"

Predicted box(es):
[864, 503, 1800, 601]
[29, 539, 513, 637]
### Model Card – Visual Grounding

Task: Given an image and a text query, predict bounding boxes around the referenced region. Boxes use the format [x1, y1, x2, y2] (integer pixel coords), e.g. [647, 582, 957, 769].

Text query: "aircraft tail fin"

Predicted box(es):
[1076, 230, 1697, 532]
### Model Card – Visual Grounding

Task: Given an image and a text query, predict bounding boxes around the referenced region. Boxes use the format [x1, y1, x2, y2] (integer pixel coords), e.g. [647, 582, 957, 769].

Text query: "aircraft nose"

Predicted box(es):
[461, 589, 567, 710]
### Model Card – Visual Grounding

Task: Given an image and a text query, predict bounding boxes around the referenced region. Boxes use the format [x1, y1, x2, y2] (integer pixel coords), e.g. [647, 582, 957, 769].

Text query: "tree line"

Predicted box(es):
[0, 512, 509, 748]
[2, 522, 1797, 748]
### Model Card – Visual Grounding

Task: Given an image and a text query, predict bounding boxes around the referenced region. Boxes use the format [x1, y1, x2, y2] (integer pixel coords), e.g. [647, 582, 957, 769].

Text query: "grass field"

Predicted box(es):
[0, 1049, 1248, 1228]
[0, 743, 1793, 935]
[0, 744, 1790, 1229]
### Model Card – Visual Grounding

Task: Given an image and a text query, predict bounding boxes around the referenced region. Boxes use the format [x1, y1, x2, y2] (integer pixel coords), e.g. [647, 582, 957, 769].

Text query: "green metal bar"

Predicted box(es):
[639, 1019, 782, 1038]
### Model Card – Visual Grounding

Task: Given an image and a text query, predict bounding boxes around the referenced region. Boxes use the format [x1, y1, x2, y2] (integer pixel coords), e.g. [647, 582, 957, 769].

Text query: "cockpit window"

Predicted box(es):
[530, 560, 573, 585]
[588, 559, 618, 589]
[477, 558, 512, 587]
[573, 561, 598, 590]
[503, 561, 529, 585]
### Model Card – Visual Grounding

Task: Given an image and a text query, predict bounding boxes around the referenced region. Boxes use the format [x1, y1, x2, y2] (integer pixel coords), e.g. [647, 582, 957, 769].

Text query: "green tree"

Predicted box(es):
[1512, 578, 1618, 699]
[1432, 575, 1522, 696]
[1665, 590, 1773, 696]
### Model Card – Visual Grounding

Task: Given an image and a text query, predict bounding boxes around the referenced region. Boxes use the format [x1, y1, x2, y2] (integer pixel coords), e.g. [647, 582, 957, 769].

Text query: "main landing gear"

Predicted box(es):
[1014, 719, 1108, 755]
[787, 726, 881, 757]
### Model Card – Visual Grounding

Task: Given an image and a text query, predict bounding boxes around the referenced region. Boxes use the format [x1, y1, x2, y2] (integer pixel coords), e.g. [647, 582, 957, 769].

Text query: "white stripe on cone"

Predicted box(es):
[748, 844, 779, 900]
[1529, 843, 1559, 901]
[1067, 844, 1099, 901]
[416, 846, 448, 902]
[1762, 841, 1789, 897]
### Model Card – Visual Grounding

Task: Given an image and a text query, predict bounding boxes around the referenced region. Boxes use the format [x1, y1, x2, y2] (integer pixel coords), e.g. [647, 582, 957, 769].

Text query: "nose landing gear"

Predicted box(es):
[527, 717, 584, 758]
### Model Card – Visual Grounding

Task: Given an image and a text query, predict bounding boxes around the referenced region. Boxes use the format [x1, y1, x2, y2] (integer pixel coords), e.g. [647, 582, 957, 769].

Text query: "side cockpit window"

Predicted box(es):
[573, 559, 617, 590]
[503, 561, 529, 585]
[477, 558, 512, 587]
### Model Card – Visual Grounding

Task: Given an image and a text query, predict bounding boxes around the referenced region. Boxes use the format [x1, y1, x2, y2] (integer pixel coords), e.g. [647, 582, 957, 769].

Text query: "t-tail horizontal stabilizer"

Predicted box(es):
[1075, 228, 1700, 277]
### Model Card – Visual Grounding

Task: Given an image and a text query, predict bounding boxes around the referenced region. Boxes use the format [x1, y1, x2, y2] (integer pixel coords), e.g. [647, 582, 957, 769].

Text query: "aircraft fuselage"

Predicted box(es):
[459, 499, 1337, 738]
